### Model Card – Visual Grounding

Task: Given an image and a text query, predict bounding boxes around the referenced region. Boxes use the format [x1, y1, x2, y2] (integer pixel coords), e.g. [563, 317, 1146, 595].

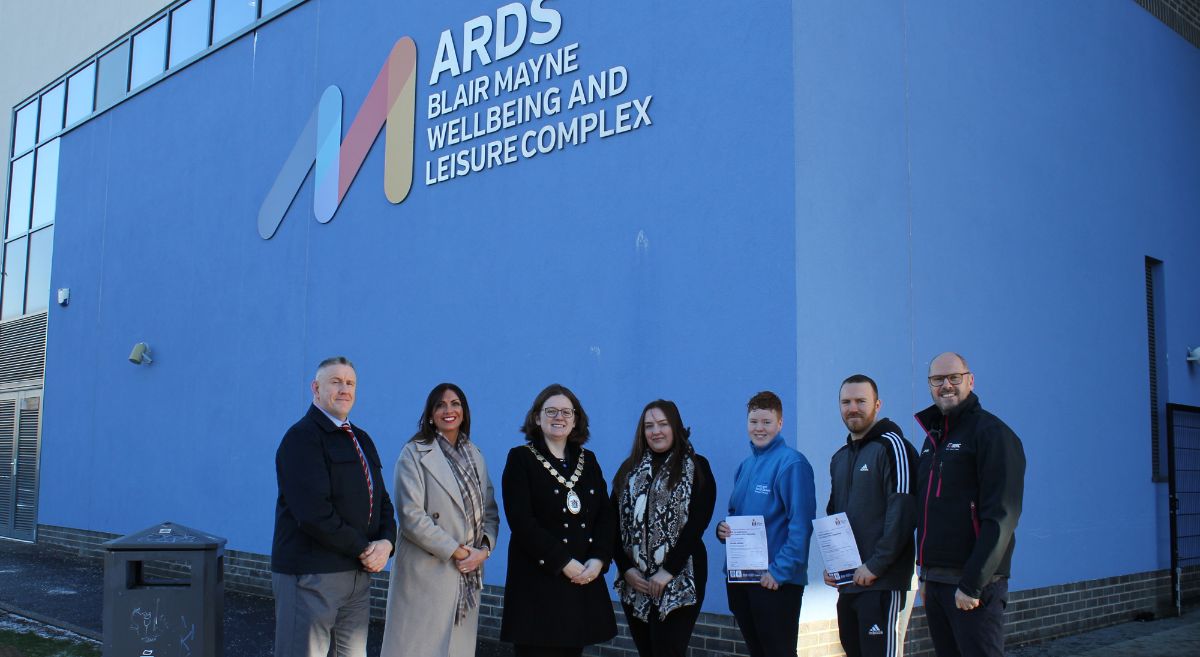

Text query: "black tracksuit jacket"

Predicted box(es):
[915, 393, 1026, 598]
[826, 417, 919, 592]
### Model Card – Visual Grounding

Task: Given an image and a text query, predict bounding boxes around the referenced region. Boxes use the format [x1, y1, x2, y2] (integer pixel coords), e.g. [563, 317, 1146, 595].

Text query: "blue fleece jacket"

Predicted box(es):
[727, 434, 816, 585]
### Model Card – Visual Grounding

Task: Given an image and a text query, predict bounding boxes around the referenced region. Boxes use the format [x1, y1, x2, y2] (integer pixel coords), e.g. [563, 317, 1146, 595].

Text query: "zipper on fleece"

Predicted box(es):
[845, 441, 860, 503]
[917, 415, 948, 564]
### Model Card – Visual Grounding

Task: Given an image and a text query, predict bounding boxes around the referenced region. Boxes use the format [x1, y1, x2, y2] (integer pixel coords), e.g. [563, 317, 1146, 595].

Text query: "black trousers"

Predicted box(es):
[513, 646, 583, 657]
[622, 602, 702, 657]
[726, 582, 805, 657]
[923, 580, 1008, 657]
[836, 589, 913, 657]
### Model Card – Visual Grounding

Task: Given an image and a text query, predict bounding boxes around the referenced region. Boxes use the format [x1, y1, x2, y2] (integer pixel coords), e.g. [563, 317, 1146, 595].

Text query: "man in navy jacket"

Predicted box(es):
[916, 353, 1025, 657]
[272, 356, 396, 657]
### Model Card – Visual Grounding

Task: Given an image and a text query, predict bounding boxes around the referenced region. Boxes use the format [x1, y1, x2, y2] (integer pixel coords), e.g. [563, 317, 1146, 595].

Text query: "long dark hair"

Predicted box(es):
[411, 383, 471, 443]
[520, 383, 591, 445]
[613, 400, 701, 498]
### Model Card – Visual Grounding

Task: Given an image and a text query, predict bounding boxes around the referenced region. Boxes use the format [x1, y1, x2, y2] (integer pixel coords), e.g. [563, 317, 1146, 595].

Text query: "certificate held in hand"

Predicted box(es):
[725, 515, 770, 583]
[813, 512, 862, 586]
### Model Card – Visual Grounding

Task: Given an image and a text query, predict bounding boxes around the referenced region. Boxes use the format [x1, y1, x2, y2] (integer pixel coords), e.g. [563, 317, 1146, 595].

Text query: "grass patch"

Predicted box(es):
[0, 629, 100, 656]
[0, 616, 100, 657]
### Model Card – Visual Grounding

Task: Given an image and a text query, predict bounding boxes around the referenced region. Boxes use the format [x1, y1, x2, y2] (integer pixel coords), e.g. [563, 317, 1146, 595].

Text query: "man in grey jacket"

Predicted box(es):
[824, 374, 919, 657]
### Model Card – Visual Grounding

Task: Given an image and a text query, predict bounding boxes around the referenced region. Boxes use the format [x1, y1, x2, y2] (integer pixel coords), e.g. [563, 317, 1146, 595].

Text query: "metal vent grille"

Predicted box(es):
[1135, 0, 1200, 48]
[0, 399, 14, 530]
[0, 313, 47, 385]
[14, 398, 40, 534]
[1147, 259, 1160, 477]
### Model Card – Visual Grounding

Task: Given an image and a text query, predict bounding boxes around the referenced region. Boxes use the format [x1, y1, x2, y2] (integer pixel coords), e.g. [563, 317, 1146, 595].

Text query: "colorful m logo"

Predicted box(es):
[258, 37, 417, 239]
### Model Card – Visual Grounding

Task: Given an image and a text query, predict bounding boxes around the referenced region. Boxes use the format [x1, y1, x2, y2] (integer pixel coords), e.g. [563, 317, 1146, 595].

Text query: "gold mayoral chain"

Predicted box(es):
[526, 444, 586, 514]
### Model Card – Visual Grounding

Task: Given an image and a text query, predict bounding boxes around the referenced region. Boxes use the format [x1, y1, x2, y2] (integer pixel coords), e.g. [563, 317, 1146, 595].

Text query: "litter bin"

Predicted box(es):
[102, 521, 227, 657]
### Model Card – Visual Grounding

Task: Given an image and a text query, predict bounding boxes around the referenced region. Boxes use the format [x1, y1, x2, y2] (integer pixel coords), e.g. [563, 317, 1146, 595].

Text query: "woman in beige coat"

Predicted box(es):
[381, 383, 499, 657]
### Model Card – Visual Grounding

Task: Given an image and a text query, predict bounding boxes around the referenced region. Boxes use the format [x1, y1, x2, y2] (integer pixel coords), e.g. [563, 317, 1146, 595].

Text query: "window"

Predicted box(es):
[31, 141, 60, 230]
[169, 0, 211, 68]
[37, 83, 65, 142]
[5, 155, 33, 238]
[213, 0, 258, 43]
[11, 0, 308, 145]
[24, 227, 53, 315]
[12, 104, 37, 156]
[1, 239, 29, 320]
[66, 64, 96, 126]
[262, 0, 292, 15]
[131, 17, 168, 89]
[96, 41, 131, 109]
[1, 139, 58, 321]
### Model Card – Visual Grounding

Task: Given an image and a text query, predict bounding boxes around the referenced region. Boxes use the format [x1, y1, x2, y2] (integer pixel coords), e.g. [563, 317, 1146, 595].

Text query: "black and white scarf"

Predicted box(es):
[615, 446, 697, 620]
[437, 434, 485, 625]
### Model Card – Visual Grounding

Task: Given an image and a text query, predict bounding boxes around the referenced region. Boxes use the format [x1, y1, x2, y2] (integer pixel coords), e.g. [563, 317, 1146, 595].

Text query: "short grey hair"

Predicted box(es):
[315, 356, 356, 379]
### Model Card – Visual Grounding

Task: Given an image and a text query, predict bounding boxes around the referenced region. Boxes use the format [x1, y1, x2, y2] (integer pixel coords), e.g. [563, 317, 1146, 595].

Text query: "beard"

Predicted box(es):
[843, 412, 877, 434]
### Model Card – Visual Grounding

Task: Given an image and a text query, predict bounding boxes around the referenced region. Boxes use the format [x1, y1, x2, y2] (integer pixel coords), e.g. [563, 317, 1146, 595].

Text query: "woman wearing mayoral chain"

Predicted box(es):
[499, 383, 617, 656]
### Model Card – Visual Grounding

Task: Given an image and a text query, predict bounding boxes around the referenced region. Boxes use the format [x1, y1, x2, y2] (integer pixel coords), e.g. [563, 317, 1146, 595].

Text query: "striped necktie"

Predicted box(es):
[340, 423, 374, 523]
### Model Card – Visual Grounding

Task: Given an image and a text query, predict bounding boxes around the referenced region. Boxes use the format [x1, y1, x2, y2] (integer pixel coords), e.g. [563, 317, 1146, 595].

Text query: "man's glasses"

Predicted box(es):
[542, 407, 575, 419]
[928, 372, 970, 387]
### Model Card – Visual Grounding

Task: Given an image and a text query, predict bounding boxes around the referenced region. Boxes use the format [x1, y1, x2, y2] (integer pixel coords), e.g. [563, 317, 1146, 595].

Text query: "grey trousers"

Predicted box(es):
[273, 570, 372, 657]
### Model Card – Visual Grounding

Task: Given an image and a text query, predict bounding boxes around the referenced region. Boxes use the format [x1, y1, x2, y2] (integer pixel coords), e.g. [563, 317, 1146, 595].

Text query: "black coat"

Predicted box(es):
[499, 439, 617, 647]
[915, 393, 1025, 598]
[271, 404, 397, 574]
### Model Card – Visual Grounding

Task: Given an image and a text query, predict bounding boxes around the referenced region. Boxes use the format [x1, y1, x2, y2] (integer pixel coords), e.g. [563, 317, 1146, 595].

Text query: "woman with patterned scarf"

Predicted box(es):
[612, 400, 717, 657]
[381, 383, 499, 657]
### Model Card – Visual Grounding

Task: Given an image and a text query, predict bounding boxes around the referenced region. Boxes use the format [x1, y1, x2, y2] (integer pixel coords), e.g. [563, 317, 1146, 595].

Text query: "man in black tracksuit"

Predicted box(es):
[915, 353, 1025, 657]
[825, 374, 919, 657]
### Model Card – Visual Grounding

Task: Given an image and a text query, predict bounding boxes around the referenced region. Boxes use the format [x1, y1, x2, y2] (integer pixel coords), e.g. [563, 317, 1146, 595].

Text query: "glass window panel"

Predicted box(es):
[6, 154, 34, 239]
[169, 0, 211, 68]
[24, 227, 53, 315]
[96, 41, 131, 109]
[13, 103, 38, 155]
[38, 83, 66, 141]
[131, 17, 168, 89]
[213, 0, 257, 43]
[2, 238, 29, 320]
[262, 0, 291, 15]
[31, 140, 60, 229]
[66, 63, 96, 125]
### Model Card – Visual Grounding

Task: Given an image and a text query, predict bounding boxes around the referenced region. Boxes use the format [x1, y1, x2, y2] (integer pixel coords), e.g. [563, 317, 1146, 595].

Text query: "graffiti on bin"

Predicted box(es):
[129, 599, 169, 642]
[137, 527, 207, 544]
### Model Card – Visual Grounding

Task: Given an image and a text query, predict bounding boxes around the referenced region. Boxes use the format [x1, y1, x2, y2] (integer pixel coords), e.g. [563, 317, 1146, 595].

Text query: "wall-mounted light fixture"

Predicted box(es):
[129, 342, 153, 365]
[57, 288, 70, 307]
[1188, 346, 1200, 363]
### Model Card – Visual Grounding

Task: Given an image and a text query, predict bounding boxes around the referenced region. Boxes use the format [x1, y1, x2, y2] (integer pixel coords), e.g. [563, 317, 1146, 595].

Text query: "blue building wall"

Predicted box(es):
[790, 0, 1200, 617]
[36, 0, 1200, 621]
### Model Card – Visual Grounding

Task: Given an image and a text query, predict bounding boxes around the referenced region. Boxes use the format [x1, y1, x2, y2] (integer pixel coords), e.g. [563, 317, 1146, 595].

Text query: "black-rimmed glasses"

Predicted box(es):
[542, 407, 575, 419]
[928, 372, 970, 387]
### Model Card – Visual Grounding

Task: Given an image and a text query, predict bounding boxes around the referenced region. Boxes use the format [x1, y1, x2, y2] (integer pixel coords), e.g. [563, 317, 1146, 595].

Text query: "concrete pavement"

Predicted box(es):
[3, 538, 1199, 656]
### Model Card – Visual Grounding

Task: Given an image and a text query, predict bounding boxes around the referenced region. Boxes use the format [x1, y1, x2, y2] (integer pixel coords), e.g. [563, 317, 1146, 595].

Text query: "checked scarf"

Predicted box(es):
[437, 433, 486, 625]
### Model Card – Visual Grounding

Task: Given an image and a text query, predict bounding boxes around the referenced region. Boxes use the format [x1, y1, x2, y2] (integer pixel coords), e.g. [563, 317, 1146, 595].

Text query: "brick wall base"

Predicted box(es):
[37, 524, 1189, 656]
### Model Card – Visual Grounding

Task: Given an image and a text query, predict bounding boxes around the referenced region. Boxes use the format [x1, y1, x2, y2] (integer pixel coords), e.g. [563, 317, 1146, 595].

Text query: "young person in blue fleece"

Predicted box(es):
[716, 390, 816, 657]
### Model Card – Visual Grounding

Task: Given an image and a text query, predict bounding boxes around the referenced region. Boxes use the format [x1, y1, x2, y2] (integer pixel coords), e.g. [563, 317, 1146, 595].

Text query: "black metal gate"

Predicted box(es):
[1168, 403, 1200, 613]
